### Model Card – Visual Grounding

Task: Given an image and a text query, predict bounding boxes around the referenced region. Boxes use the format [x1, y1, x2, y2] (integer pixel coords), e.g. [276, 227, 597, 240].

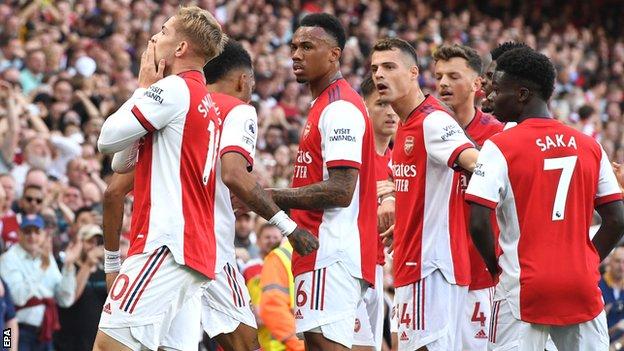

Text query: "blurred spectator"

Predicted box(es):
[0, 214, 80, 351]
[0, 173, 18, 250]
[18, 185, 45, 217]
[19, 50, 45, 94]
[235, 212, 259, 261]
[601, 245, 624, 347]
[54, 224, 105, 351]
[259, 238, 304, 351]
[0, 278, 18, 351]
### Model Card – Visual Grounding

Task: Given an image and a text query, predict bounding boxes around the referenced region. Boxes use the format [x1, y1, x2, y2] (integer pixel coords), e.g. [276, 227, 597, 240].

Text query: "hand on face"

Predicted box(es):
[138, 41, 166, 88]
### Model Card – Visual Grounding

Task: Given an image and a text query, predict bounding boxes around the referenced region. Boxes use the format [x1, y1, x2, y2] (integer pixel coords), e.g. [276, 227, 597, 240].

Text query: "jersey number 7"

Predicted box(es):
[543, 156, 577, 221]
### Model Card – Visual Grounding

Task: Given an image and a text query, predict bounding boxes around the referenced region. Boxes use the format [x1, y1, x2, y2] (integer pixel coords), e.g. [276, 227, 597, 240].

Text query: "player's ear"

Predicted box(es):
[410, 65, 420, 81]
[329, 47, 341, 63]
[237, 73, 245, 93]
[175, 41, 188, 58]
[518, 87, 531, 103]
[473, 76, 483, 93]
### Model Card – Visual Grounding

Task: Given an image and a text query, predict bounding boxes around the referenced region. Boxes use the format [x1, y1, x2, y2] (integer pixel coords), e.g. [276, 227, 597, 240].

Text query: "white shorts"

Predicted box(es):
[489, 298, 608, 351]
[161, 262, 257, 350]
[393, 270, 468, 351]
[462, 287, 495, 351]
[99, 246, 206, 350]
[353, 264, 384, 350]
[294, 261, 366, 349]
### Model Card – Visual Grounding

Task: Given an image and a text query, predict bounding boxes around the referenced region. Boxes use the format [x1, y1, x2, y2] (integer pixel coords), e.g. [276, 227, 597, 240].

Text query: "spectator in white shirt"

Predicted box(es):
[0, 214, 81, 351]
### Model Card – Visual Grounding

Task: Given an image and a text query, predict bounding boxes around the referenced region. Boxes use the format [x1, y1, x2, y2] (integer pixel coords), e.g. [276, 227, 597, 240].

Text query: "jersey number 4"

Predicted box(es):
[543, 156, 577, 221]
[202, 121, 221, 185]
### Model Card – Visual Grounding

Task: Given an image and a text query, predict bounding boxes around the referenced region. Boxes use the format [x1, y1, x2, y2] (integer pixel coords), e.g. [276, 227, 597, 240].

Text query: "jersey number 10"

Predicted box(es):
[543, 156, 578, 221]
[203, 121, 221, 185]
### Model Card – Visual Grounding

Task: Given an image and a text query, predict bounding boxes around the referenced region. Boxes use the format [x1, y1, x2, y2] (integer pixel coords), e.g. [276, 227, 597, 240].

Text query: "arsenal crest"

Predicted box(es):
[404, 135, 415, 155]
[302, 122, 311, 139]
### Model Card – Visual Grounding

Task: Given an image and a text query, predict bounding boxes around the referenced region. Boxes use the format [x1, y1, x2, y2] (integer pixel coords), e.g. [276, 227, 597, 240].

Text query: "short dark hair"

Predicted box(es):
[490, 41, 530, 61]
[578, 105, 595, 121]
[22, 184, 43, 194]
[299, 13, 346, 50]
[433, 44, 483, 74]
[496, 47, 556, 101]
[360, 75, 376, 98]
[372, 37, 418, 66]
[203, 39, 252, 84]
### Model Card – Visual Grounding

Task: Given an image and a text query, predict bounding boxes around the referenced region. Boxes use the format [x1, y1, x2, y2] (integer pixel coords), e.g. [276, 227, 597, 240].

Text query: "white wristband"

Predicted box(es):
[269, 210, 297, 236]
[104, 249, 122, 273]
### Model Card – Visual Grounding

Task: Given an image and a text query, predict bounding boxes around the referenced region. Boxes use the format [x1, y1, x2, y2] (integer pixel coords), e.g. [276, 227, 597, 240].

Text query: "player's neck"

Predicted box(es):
[309, 69, 342, 99]
[374, 133, 391, 155]
[453, 100, 476, 128]
[392, 86, 425, 123]
[517, 100, 551, 123]
[169, 59, 205, 78]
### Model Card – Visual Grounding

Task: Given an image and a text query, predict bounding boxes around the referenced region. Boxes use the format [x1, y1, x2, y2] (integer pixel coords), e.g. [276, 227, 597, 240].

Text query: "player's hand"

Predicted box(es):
[106, 272, 119, 294]
[380, 224, 394, 254]
[377, 197, 395, 233]
[138, 41, 165, 88]
[288, 227, 319, 256]
[231, 194, 251, 217]
[63, 239, 83, 266]
[376, 180, 394, 198]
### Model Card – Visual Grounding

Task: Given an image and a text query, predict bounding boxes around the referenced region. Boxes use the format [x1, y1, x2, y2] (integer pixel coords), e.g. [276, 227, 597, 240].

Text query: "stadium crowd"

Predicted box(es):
[1, 0, 624, 350]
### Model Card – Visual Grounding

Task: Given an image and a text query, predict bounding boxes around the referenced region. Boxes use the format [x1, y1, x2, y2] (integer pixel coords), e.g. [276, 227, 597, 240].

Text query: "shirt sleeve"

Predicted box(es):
[111, 141, 139, 174]
[0, 251, 44, 306]
[98, 75, 189, 154]
[219, 104, 258, 170]
[465, 140, 508, 209]
[54, 262, 76, 308]
[595, 146, 623, 206]
[319, 100, 366, 169]
[423, 110, 475, 168]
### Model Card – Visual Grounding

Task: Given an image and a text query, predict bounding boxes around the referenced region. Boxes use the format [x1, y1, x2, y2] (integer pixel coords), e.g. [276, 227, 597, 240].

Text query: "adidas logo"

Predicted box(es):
[295, 309, 303, 319]
[400, 331, 409, 341]
[475, 329, 488, 339]
[103, 303, 112, 315]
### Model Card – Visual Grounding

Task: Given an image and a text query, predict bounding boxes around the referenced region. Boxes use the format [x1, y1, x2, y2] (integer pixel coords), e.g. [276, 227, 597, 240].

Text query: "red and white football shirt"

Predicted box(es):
[392, 95, 474, 288]
[466, 117, 622, 325]
[374, 148, 392, 266]
[127, 71, 221, 279]
[290, 78, 377, 285]
[210, 93, 258, 273]
[461, 109, 504, 290]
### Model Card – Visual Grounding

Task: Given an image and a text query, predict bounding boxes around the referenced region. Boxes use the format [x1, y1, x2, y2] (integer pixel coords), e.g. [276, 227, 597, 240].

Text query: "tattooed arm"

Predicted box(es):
[271, 167, 359, 210]
[221, 152, 319, 255]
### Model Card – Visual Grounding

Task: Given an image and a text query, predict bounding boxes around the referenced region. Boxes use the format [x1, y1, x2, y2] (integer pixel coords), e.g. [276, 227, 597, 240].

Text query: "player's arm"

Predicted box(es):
[272, 167, 358, 209]
[423, 110, 477, 172]
[465, 140, 506, 278]
[103, 172, 134, 292]
[594, 201, 624, 261]
[469, 203, 499, 276]
[592, 147, 624, 261]
[111, 141, 139, 173]
[222, 154, 318, 256]
[98, 41, 181, 154]
[220, 105, 318, 256]
[272, 100, 364, 210]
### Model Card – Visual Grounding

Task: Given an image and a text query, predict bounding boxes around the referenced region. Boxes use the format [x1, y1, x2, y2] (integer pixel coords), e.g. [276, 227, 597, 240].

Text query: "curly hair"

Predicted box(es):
[299, 13, 346, 50]
[490, 41, 530, 61]
[496, 47, 556, 100]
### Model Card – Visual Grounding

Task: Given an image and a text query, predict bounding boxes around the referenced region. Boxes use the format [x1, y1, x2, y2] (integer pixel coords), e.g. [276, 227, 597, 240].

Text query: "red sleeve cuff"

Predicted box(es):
[220, 146, 254, 171]
[447, 143, 475, 168]
[465, 193, 498, 210]
[131, 106, 156, 133]
[595, 193, 624, 207]
[326, 160, 361, 169]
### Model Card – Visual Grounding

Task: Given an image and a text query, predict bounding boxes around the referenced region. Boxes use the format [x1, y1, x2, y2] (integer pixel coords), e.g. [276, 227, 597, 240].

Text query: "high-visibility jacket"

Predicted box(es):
[259, 241, 304, 351]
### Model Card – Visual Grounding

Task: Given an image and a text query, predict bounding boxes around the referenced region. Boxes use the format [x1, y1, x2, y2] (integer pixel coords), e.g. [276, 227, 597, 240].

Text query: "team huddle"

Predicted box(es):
[92, 6, 624, 351]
